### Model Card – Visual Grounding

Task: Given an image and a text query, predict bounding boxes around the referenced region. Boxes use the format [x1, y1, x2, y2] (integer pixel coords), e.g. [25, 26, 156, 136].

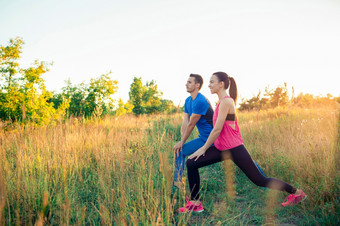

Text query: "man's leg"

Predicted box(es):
[173, 137, 206, 185]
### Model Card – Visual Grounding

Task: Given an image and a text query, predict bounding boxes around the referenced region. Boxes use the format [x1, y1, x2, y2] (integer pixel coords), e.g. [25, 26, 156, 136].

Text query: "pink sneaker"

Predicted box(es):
[282, 191, 307, 207]
[177, 197, 204, 213]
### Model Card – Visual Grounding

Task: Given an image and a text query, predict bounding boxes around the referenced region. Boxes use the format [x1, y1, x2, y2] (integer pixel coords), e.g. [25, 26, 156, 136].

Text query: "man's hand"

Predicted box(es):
[173, 141, 183, 157]
[188, 147, 207, 161]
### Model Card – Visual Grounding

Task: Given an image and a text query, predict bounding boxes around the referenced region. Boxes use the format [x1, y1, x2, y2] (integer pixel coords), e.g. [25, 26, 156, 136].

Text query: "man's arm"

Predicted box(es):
[180, 113, 201, 145]
[180, 113, 190, 136]
[174, 113, 201, 153]
[173, 113, 189, 153]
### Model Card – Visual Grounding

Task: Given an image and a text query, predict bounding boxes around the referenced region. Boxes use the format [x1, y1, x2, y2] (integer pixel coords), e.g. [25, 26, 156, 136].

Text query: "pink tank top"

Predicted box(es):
[213, 96, 243, 150]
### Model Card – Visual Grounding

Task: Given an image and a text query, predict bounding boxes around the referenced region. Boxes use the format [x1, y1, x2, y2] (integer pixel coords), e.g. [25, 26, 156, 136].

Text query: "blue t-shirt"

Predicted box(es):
[184, 93, 214, 141]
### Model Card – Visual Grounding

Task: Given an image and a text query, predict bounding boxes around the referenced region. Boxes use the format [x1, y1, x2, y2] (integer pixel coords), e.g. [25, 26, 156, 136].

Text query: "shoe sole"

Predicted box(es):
[178, 209, 204, 213]
[194, 209, 204, 213]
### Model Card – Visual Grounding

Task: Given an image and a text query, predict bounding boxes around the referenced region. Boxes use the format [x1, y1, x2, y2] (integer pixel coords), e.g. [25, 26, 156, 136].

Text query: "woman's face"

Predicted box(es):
[208, 75, 222, 94]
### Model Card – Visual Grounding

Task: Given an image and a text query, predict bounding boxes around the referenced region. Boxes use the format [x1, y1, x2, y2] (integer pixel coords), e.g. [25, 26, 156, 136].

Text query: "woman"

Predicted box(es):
[177, 72, 306, 213]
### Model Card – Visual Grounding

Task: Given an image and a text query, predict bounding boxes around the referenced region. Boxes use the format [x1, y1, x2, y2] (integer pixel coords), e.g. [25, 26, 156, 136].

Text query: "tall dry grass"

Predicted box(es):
[238, 104, 339, 212]
[0, 102, 339, 224]
[0, 114, 184, 224]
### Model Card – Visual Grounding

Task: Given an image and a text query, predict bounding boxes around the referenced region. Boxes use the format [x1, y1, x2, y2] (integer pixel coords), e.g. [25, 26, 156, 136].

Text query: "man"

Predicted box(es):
[172, 74, 214, 192]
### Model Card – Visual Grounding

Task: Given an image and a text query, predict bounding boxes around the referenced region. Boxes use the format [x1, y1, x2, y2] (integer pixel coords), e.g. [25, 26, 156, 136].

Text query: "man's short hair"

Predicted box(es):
[189, 74, 203, 90]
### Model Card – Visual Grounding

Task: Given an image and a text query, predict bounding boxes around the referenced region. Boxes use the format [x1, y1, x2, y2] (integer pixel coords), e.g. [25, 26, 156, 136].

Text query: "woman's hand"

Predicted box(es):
[188, 147, 207, 161]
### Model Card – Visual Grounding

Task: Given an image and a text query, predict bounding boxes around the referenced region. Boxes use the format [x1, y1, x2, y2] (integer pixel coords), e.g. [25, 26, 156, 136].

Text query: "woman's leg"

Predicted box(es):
[186, 146, 225, 200]
[186, 144, 297, 201]
[174, 138, 206, 183]
[229, 145, 297, 194]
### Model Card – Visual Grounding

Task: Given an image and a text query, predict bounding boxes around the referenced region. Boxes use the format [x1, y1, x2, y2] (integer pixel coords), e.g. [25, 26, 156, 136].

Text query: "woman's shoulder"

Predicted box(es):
[220, 97, 234, 106]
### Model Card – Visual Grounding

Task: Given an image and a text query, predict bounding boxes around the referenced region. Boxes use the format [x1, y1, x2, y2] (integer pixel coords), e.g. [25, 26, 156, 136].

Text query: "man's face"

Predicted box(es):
[186, 77, 199, 93]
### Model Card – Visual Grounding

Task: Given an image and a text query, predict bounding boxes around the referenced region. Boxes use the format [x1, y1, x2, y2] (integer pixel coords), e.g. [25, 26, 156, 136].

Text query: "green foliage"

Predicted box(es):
[239, 83, 288, 111]
[113, 98, 133, 116]
[129, 77, 145, 115]
[0, 37, 68, 125]
[87, 73, 118, 115]
[0, 37, 23, 87]
[160, 99, 181, 114]
[143, 80, 163, 114]
[50, 79, 86, 117]
[50, 73, 118, 118]
[238, 91, 269, 111]
[128, 77, 175, 115]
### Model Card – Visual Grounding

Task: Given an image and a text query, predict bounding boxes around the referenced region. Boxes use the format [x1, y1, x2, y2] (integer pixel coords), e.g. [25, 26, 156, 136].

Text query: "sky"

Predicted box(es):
[1, 0, 339, 106]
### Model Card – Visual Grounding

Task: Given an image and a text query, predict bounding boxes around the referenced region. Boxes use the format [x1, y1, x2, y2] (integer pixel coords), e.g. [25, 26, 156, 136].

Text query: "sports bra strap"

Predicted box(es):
[226, 114, 235, 121]
[223, 96, 236, 121]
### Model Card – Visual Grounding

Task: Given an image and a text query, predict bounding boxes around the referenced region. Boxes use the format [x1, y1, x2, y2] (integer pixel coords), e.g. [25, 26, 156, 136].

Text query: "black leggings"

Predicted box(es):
[186, 145, 297, 200]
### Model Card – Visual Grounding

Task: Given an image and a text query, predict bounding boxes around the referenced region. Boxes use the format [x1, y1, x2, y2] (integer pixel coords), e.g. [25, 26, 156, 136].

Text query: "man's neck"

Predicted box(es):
[190, 90, 199, 100]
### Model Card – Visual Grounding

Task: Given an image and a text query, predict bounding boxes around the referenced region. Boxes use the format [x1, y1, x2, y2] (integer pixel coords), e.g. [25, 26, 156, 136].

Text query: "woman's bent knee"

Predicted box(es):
[186, 159, 196, 169]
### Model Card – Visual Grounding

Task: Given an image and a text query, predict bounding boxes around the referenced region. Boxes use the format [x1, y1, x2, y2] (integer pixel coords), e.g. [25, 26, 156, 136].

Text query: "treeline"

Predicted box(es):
[238, 83, 339, 111]
[0, 38, 178, 125]
[1, 38, 338, 126]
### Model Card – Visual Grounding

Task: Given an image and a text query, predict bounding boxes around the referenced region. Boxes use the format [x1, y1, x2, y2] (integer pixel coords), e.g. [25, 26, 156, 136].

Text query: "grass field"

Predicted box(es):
[0, 103, 339, 225]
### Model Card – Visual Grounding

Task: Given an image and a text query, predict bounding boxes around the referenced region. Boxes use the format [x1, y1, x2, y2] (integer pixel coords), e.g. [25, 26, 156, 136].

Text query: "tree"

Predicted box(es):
[265, 83, 289, 108]
[292, 93, 314, 107]
[114, 98, 133, 116]
[52, 79, 86, 117]
[0, 37, 23, 89]
[238, 89, 271, 111]
[238, 83, 290, 111]
[143, 80, 163, 114]
[160, 99, 178, 113]
[86, 73, 118, 116]
[128, 77, 167, 115]
[0, 37, 24, 120]
[129, 77, 145, 115]
[50, 73, 118, 117]
[238, 83, 338, 111]
[0, 37, 68, 124]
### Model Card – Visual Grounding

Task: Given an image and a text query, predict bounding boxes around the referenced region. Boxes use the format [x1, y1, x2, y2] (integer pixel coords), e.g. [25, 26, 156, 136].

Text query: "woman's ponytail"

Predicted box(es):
[229, 77, 237, 104]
